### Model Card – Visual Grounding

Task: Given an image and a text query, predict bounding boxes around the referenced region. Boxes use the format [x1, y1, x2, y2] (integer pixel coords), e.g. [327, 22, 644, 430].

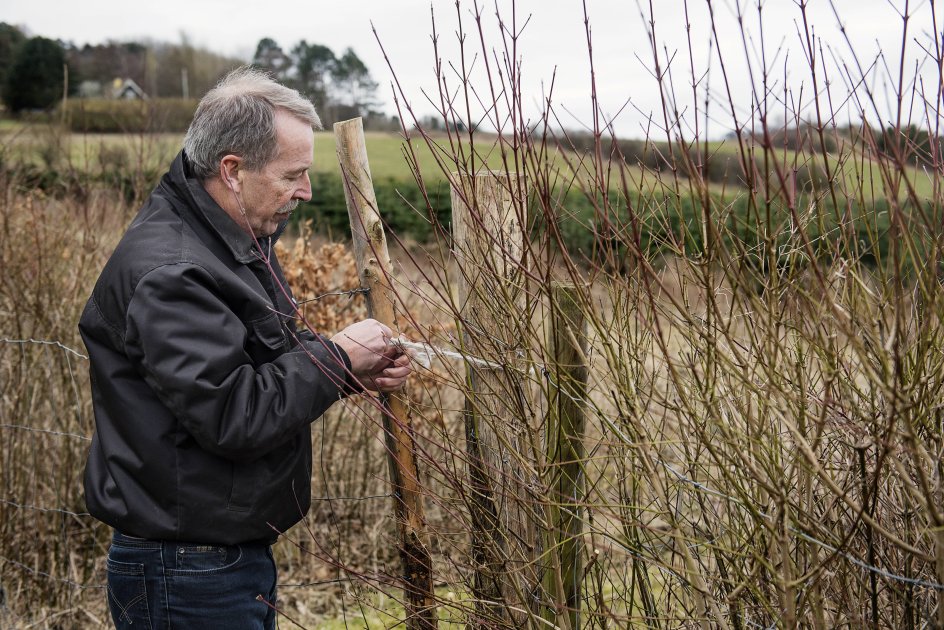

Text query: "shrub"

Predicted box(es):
[294, 173, 452, 241]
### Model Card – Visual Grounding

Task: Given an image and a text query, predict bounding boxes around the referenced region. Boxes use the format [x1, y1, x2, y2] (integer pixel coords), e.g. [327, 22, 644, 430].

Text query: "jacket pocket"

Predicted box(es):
[226, 460, 260, 512]
[246, 313, 286, 362]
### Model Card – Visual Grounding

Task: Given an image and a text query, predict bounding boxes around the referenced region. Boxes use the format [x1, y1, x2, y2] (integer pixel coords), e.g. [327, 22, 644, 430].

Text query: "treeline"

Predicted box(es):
[68, 35, 243, 100]
[0, 23, 395, 130]
[250, 38, 394, 128]
[0, 24, 243, 112]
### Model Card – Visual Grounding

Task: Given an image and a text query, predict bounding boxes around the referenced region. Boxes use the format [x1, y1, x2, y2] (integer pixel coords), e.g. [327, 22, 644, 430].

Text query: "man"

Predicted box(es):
[79, 67, 410, 629]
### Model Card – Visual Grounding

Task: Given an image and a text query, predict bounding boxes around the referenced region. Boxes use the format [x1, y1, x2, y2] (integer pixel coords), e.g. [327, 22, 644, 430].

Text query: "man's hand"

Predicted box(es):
[330, 319, 412, 392]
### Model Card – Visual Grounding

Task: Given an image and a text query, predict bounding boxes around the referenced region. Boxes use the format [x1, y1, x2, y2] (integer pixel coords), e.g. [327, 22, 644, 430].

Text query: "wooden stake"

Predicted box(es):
[334, 117, 437, 629]
[61, 63, 68, 127]
[451, 171, 539, 626]
[542, 282, 588, 630]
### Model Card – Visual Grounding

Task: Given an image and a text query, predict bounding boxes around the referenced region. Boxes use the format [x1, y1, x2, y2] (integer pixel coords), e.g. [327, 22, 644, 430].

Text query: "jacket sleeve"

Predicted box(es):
[124, 262, 351, 462]
[297, 328, 365, 394]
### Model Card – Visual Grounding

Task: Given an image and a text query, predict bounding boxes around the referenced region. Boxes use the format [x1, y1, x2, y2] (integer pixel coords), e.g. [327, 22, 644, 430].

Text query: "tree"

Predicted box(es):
[0, 23, 26, 91]
[3, 36, 68, 112]
[290, 40, 335, 114]
[68, 41, 147, 88]
[330, 48, 380, 117]
[248, 38, 382, 125]
[252, 38, 291, 81]
[140, 36, 242, 99]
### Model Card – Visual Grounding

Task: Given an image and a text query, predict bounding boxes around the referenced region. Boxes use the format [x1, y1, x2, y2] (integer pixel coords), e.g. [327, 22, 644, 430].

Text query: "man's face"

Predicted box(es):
[237, 111, 314, 238]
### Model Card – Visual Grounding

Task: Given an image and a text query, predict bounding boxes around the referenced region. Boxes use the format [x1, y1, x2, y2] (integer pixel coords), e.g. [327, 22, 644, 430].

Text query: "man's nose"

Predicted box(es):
[296, 175, 312, 202]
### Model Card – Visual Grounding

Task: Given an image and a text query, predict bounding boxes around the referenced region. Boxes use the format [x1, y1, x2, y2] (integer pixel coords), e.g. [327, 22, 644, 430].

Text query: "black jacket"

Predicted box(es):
[80, 151, 352, 544]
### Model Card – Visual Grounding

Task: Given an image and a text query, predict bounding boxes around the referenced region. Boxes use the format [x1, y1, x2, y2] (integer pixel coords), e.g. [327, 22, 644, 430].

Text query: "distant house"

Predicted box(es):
[74, 78, 148, 100]
[77, 80, 103, 98]
[110, 78, 147, 100]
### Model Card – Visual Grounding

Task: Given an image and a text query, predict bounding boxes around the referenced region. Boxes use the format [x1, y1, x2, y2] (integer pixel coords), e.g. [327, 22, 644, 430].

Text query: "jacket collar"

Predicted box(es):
[169, 151, 286, 264]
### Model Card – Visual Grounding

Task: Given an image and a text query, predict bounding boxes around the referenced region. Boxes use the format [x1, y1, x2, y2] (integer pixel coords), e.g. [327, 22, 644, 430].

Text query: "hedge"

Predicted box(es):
[62, 98, 198, 133]
[294, 172, 904, 272]
[5, 161, 912, 273]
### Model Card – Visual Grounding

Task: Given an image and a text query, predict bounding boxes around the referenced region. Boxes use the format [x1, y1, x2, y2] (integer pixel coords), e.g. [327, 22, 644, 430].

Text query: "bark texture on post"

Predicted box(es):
[334, 117, 437, 629]
[541, 282, 588, 630]
[451, 171, 539, 627]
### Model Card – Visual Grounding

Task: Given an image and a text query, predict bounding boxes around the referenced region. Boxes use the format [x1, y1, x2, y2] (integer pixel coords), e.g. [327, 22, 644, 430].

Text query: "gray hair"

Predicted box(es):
[183, 66, 322, 180]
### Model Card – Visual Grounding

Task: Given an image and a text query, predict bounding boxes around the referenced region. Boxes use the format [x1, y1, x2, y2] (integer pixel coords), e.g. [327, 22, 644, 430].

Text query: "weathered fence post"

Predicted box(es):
[541, 282, 588, 630]
[450, 171, 540, 626]
[335, 117, 437, 629]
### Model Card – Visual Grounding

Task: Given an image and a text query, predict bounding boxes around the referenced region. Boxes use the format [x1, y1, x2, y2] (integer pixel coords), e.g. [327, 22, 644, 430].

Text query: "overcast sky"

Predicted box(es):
[5, 1, 940, 137]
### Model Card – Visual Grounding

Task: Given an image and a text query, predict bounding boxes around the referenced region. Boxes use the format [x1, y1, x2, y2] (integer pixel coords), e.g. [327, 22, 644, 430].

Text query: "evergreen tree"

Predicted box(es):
[3, 36, 68, 112]
[331, 48, 380, 116]
[290, 40, 335, 114]
[249, 38, 382, 125]
[252, 38, 291, 81]
[0, 23, 26, 92]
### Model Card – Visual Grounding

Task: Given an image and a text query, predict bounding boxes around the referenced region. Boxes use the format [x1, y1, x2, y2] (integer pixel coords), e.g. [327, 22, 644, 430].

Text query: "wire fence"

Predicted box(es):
[0, 335, 408, 629]
[4, 333, 944, 621]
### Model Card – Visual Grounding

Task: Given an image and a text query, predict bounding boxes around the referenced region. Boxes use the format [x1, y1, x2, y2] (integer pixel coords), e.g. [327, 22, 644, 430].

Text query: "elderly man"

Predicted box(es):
[79, 67, 410, 629]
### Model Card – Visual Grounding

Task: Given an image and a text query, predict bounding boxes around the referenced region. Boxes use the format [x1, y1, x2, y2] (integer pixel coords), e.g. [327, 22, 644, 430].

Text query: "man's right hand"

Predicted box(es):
[330, 319, 412, 392]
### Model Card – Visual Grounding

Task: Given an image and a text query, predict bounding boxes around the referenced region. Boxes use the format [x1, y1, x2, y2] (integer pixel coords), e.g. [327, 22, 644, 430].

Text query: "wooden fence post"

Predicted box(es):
[450, 171, 540, 626]
[541, 282, 588, 630]
[334, 117, 437, 629]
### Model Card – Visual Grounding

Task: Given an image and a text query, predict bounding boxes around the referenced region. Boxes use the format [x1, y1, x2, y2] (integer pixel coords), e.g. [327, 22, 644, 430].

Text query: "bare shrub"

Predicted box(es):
[348, 0, 944, 627]
[0, 180, 132, 627]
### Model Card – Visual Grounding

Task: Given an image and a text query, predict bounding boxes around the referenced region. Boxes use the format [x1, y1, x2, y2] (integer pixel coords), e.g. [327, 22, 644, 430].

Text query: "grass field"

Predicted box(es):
[0, 119, 925, 276]
[0, 121, 580, 182]
[704, 137, 938, 200]
[4, 118, 932, 210]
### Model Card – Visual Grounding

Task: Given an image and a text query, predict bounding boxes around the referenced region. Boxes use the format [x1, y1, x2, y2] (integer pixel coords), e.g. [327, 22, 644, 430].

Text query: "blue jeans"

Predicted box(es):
[106, 530, 277, 629]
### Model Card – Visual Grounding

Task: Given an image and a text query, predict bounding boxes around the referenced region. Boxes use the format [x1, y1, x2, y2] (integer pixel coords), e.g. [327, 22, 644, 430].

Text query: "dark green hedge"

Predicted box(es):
[7, 161, 920, 273]
[294, 173, 454, 241]
[294, 172, 904, 272]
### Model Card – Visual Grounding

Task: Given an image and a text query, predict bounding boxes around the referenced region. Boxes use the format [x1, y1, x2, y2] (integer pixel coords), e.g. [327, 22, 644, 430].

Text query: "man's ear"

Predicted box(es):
[219, 155, 243, 194]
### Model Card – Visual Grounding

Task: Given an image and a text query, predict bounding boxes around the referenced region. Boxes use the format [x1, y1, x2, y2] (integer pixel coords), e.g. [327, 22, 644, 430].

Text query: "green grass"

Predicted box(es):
[0, 126, 182, 173]
[0, 124, 541, 181]
[1, 121, 937, 202]
[705, 137, 937, 201]
[314, 130, 598, 183]
[0, 118, 25, 132]
[0, 123, 627, 185]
